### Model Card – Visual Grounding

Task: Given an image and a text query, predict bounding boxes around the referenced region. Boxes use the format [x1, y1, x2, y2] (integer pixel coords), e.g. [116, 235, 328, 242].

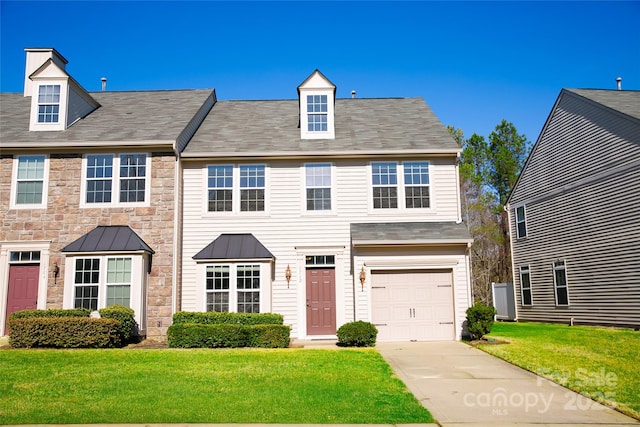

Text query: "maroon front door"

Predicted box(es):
[306, 268, 336, 335]
[5, 264, 39, 334]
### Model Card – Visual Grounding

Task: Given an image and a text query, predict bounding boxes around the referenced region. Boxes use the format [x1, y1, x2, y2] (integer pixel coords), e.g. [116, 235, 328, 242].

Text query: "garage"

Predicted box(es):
[371, 269, 455, 341]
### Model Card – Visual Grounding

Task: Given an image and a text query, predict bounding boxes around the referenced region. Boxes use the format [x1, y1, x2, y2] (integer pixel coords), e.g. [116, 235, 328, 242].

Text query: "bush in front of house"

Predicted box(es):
[172, 311, 284, 326]
[247, 324, 291, 348]
[167, 323, 291, 348]
[8, 317, 122, 348]
[99, 305, 137, 344]
[336, 321, 378, 347]
[465, 301, 497, 340]
[9, 308, 91, 319]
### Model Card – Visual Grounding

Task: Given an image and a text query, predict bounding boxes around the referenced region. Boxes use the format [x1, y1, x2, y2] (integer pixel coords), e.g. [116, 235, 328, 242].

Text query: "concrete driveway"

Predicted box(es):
[377, 341, 639, 426]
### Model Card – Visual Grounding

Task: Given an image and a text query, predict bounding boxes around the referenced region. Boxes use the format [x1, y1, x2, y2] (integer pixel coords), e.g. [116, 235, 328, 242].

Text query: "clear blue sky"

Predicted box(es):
[1, 1, 639, 143]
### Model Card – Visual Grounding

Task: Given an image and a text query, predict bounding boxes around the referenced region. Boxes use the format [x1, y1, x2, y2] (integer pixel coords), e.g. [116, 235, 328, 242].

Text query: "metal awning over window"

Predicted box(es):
[193, 233, 274, 261]
[61, 226, 154, 254]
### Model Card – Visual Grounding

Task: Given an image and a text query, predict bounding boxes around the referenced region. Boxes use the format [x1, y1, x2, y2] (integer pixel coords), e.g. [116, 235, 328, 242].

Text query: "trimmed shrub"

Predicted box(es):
[336, 321, 378, 347]
[167, 323, 248, 348]
[99, 305, 137, 344]
[172, 311, 284, 326]
[167, 323, 291, 348]
[8, 317, 122, 348]
[247, 324, 291, 348]
[9, 308, 90, 319]
[465, 301, 497, 340]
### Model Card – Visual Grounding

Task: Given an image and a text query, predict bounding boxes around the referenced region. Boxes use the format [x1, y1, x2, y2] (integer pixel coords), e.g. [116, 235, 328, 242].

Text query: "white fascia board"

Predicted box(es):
[1, 140, 176, 151]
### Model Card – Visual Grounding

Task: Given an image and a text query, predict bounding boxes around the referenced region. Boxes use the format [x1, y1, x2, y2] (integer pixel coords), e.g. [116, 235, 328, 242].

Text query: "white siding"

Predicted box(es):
[181, 156, 466, 338]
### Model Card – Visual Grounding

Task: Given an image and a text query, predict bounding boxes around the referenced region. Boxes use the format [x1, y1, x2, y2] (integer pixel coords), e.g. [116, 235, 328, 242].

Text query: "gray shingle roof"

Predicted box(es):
[567, 89, 640, 121]
[193, 233, 274, 260]
[351, 222, 473, 246]
[0, 89, 214, 144]
[61, 226, 154, 253]
[183, 97, 458, 157]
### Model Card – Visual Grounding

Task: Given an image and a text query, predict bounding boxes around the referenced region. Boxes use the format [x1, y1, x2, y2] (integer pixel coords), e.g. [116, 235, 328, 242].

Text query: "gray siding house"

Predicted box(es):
[506, 88, 640, 327]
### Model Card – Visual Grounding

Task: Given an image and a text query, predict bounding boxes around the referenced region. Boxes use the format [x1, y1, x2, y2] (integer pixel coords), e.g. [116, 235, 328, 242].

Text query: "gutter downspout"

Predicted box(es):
[455, 152, 463, 223]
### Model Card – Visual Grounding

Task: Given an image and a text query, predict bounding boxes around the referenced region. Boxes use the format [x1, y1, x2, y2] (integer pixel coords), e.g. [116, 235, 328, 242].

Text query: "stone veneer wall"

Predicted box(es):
[0, 152, 177, 339]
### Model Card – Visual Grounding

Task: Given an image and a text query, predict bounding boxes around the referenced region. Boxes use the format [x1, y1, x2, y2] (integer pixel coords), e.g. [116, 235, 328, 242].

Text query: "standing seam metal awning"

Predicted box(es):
[61, 225, 154, 253]
[193, 233, 274, 260]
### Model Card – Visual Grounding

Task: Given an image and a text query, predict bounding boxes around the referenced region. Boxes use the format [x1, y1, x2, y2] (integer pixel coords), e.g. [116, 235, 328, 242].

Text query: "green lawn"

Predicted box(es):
[479, 321, 640, 419]
[0, 347, 432, 425]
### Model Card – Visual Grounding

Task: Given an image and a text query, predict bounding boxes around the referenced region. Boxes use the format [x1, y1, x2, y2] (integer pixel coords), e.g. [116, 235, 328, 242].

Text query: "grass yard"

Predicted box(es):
[0, 347, 432, 425]
[479, 321, 640, 420]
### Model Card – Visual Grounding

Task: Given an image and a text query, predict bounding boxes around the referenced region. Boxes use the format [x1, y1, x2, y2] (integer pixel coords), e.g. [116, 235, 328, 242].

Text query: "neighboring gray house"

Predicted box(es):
[506, 88, 640, 327]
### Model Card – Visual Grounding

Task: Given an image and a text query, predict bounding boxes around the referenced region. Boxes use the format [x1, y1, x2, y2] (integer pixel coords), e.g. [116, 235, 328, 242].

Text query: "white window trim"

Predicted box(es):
[80, 153, 151, 208]
[63, 254, 147, 328]
[301, 163, 336, 215]
[368, 161, 433, 213]
[553, 260, 570, 306]
[203, 164, 269, 216]
[196, 262, 271, 313]
[300, 91, 335, 140]
[10, 155, 50, 210]
[29, 81, 68, 132]
[519, 265, 532, 306]
[515, 205, 527, 239]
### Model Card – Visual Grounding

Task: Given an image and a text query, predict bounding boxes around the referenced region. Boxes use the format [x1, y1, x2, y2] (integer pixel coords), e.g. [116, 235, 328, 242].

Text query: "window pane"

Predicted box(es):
[207, 166, 233, 212]
[16, 156, 45, 205]
[240, 166, 265, 212]
[74, 286, 98, 310]
[373, 187, 398, 209]
[119, 154, 147, 203]
[107, 285, 131, 307]
[86, 155, 113, 203]
[405, 186, 430, 209]
[516, 206, 527, 238]
[37, 85, 61, 123]
[306, 164, 331, 210]
[206, 266, 230, 312]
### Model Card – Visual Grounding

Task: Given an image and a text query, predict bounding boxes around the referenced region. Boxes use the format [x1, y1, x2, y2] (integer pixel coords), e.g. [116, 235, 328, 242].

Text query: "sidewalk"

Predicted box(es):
[377, 341, 639, 426]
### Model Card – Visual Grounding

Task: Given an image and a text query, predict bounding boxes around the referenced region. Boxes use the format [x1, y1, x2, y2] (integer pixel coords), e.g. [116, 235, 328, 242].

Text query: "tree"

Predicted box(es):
[448, 121, 529, 305]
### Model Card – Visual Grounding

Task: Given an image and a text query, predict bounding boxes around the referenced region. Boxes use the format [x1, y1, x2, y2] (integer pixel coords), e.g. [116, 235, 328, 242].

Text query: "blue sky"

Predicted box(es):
[1, 1, 639, 143]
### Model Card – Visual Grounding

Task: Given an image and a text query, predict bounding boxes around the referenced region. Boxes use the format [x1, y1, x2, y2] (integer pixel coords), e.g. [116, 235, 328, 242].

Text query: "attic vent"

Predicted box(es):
[351, 90, 356, 99]
[616, 77, 622, 91]
[101, 77, 107, 92]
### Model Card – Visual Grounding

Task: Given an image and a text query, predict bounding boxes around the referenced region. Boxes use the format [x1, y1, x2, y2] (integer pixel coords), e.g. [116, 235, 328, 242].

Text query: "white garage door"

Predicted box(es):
[371, 269, 455, 341]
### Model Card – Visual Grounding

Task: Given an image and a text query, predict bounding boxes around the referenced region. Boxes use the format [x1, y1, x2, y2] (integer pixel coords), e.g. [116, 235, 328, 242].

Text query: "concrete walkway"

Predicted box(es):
[377, 341, 639, 426]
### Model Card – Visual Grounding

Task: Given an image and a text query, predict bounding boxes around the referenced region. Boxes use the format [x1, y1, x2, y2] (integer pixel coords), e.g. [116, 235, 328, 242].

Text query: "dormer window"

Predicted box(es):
[307, 95, 328, 132]
[37, 85, 61, 123]
[298, 70, 336, 139]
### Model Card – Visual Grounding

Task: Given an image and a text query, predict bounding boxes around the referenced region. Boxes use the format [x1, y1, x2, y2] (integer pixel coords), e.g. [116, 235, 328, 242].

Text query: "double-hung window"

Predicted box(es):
[73, 256, 133, 310]
[307, 95, 328, 132]
[207, 165, 233, 212]
[520, 265, 532, 306]
[240, 165, 265, 212]
[372, 161, 430, 210]
[553, 260, 569, 306]
[83, 153, 149, 206]
[516, 206, 527, 238]
[207, 165, 266, 213]
[372, 162, 398, 209]
[404, 162, 430, 208]
[37, 85, 60, 123]
[305, 163, 332, 211]
[205, 264, 261, 313]
[12, 155, 48, 208]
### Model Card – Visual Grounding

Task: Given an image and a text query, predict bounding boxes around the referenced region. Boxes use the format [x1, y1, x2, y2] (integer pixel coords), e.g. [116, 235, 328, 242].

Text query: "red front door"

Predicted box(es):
[306, 268, 336, 335]
[5, 264, 39, 334]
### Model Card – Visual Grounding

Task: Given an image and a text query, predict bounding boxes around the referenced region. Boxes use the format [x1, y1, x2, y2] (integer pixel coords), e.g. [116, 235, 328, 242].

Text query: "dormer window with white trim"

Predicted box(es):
[298, 70, 336, 140]
[307, 95, 328, 132]
[37, 85, 61, 123]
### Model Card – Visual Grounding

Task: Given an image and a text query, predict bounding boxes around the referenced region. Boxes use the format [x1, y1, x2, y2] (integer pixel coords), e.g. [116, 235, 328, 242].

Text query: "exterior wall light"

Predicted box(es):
[53, 262, 60, 284]
[285, 264, 292, 288]
[359, 266, 366, 291]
